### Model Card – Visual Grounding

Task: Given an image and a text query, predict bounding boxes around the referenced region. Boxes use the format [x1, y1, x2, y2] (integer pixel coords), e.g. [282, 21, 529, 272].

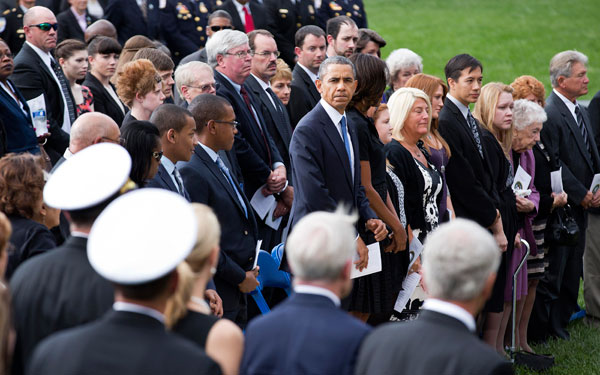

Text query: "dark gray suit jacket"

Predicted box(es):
[355, 310, 514, 375]
[288, 63, 320, 127]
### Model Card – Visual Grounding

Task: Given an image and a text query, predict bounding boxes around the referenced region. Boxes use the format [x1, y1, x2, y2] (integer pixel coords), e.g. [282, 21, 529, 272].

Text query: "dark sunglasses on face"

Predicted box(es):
[209, 25, 233, 32]
[28, 23, 59, 31]
[152, 151, 163, 161]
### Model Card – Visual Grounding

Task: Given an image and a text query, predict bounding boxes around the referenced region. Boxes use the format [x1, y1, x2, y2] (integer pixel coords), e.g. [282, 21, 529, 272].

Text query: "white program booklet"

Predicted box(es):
[591, 174, 600, 194]
[512, 165, 532, 194]
[250, 185, 276, 220]
[550, 167, 563, 194]
[394, 273, 422, 313]
[350, 242, 382, 279]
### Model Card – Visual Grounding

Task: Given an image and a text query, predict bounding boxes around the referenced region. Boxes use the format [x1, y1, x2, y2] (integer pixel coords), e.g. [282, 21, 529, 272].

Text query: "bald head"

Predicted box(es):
[85, 20, 118, 43]
[23, 6, 54, 27]
[23, 7, 57, 52]
[69, 113, 121, 154]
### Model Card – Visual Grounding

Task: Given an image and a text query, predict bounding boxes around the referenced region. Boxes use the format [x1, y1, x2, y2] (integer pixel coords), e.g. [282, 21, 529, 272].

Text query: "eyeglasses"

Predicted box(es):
[214, 120, 239, 129]
[151, 150, 163, 161]
[0, 52, 14, 60]
[187, 82, 216, 92]
[209, 25, 233, 32]
[225, 50, 254, 59]
[28, 23, 59, 31]
[254, 50, 281, 58]
[101, 136, 125, 146]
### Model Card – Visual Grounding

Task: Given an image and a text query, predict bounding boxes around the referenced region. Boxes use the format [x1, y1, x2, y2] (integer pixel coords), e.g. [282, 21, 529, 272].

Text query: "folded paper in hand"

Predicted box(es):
[350, 242, 382, 279]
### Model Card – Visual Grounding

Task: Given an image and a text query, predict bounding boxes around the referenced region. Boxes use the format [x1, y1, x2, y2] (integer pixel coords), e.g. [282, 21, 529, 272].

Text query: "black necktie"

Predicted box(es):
[575, 105, 591, 155]
[266, 87, 292, 141]
[467, 110, 484, 158]
[51, 59, 76, 124]
[240, 86, 272, 166]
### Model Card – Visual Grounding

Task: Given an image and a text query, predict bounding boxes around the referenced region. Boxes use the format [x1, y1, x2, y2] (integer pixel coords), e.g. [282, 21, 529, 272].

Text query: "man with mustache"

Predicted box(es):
[245, 29, 294, 239]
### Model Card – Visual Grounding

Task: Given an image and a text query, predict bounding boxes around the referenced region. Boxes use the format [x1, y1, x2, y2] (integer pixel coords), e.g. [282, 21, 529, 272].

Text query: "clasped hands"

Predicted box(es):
[355, 219, 387, 271]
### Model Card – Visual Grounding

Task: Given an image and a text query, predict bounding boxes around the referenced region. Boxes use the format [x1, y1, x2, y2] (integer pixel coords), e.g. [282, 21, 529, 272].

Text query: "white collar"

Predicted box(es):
[446, 93, 470, 120]
[320, 98, 345, 127]
[70, 231, 89, 238]
[160, 156, 177, 175]
[234, 0, 249, 13]
[251, 73, 271, 90]
[294, 284, 341, 307]
[423, 298, 476, 332]
[553, 88, 578, 121]
[63, 148, 75, 160]
[113, 301, 165, 324]
[198, 141, 219, 162]
[26, 41, 53, 68]
[297, 62, 319, 85]
[20, 5, 29, 13]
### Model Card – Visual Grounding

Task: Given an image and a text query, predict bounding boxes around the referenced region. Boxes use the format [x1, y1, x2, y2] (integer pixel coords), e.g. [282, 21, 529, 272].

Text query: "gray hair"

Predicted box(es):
[318, 56, 356, 80]
[513, 99, 547, 130]
[386, 48, 423, 82]
[549, 50, 588, 87]
[422, 218, 501, 301]
[286, 208, 357, 282]
[175, 61, 213, 97]
[205, 29, 248, 68]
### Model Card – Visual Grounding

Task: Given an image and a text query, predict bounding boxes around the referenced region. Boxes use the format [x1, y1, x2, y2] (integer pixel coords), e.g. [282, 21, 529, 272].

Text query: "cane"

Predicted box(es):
[510, 239, 530, 362]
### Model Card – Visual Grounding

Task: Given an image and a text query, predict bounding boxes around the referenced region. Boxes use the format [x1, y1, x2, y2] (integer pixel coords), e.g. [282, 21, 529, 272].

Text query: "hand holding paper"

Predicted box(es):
[350, 242, 382, 279]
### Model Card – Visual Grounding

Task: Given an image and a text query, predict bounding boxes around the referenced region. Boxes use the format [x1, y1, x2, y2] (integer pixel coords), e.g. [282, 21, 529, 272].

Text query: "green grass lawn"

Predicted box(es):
[365, 0, 600, 101]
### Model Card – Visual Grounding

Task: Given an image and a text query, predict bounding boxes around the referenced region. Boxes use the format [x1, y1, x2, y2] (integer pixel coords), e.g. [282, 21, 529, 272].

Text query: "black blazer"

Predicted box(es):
[0, 79, 39, 154]
[56, 9, 97, 43]
[289, 102, 376, 226]
[146, 162, 191, 201]
[215, 70, 283, 197]
[542, 91, 600, 209]
[245, 74, 293, 182]
[438, 98, 498, 227]
[180, 144, 258, 315]
[104, 0, 161, 45]
[216, 0, 270, 32]
[9, 236, 114, 375]
[263, 0, 317, 67]
[82, 72, 126, 126]
[355, 310, 513, 375]
[288, 63, 320, 127]
[29, 310, 221, 375]
[10, 43, 70, 163]
[316, 0, 367, 29]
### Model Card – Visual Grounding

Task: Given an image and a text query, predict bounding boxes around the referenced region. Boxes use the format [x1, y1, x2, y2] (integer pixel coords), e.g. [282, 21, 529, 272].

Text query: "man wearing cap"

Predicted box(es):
[181, 93, 259, 328]
[28, 189, 221, 375]
[9, 143, 133, 375]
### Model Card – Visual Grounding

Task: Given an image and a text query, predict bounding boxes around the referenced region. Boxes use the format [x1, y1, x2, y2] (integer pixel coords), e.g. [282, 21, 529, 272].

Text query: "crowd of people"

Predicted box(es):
[0, 0, 599, 374]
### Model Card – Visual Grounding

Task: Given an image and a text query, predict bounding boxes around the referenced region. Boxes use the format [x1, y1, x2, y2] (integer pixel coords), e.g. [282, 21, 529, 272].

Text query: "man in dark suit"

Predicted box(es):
[246, 29, 293, 216]
[0, 0, 34, 54]
[206, 29, 288, 204]
[10, 142, 131, 375]
[10, 6, 72, 164]
[104, 0, 160, 45]
[178, 9, 232, 67]
[356, 219, 513, 375]
[289, 55, 386, 272]
[241, 209, 371, 375]
[317, 0, 366, 29]
[147, 104, 195, 200]
[438, 54, 507, 249]
[56, 0, 97, 43]
[181, 93, 260, 327]
[263, 0, 317, 68]
[288, 24, 325, 127]
[28, 188, 221, 375]
[530, 51, 600, 340]
[216, 0, 269, 33]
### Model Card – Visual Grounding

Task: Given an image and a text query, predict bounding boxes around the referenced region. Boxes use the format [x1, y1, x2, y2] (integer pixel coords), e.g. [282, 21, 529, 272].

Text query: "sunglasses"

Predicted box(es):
[214, 120, 239, 129]
[28, 23, 59, 31]
[151, 151, 163, 161]
[209, 25, 233, 32]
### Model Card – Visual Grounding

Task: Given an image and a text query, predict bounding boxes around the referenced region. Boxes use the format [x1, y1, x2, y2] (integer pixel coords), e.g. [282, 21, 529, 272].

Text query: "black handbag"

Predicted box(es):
[545, 204, 579, 246]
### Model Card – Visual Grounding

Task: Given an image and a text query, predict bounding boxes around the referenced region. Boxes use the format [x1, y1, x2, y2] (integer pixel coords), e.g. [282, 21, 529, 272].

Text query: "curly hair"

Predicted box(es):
[270, 58, 292, 83]
[510, 75, 546, 107]
[116, 59, 161, 107]
[0, 153, 44, 219]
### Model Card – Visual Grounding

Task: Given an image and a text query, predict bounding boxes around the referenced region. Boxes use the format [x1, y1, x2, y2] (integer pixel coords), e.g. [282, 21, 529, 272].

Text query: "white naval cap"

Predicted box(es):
[44, 143, 132, 210]
[87, 188, 197, 285]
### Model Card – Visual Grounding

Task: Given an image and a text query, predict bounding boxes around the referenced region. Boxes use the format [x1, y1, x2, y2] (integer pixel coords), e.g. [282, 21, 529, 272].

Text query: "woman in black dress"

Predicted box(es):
[166, 204, 243, 375]
[346, 54, 407, 323]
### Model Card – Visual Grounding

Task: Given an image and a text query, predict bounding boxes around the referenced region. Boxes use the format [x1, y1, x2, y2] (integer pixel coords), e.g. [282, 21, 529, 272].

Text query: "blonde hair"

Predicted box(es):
[473, 82, 514, 156]
[186, 203, 221, 273]
[388, 87, 432, 142]
[164, 262, 196, 328]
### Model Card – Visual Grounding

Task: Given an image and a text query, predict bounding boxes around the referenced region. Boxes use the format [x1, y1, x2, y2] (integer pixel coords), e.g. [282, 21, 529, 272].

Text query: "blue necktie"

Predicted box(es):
[216, 156, 248, 218]
[340, 116, 352, 165]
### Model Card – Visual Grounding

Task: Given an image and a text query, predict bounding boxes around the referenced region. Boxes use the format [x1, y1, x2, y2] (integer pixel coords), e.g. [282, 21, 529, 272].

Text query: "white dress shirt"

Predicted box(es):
[26, 41, 72, 132]
[297, 62, 319, 86]
[233, 0, 251, 27]
[553, 88, 579, 124]
[320, 98, 354, 178]
[423, 298, 476, 332]
[251, 73, 276, 109]
[446, 93, 470, 121]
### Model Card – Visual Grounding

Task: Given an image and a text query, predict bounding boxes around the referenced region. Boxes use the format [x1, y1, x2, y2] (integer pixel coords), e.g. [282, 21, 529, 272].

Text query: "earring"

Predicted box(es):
[210, 267, 217, 276]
